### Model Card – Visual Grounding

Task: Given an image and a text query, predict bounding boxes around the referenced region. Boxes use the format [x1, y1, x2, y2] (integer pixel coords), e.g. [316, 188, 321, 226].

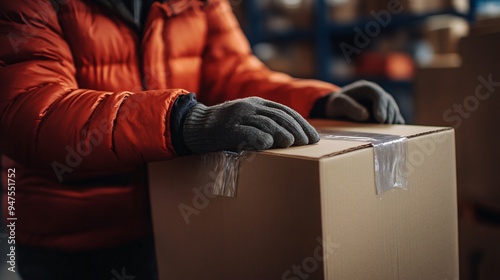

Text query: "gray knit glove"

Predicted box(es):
[326, 80, 405, 124]
[183, 97, 320, 154]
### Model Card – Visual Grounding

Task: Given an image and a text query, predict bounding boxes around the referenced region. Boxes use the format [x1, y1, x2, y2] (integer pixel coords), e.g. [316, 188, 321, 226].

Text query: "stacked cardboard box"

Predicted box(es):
[415, 29, 500, 280]
[415, 31, 500, 207]
[364, 0, 468, 15]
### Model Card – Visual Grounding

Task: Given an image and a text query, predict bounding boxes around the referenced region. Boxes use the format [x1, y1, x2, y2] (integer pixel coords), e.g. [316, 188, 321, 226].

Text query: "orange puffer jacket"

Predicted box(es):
[0, 0, 338, 251]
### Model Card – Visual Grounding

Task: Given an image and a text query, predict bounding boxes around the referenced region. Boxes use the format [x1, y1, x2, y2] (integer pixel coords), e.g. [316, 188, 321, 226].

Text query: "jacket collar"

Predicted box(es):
[91, 0, 207, 31]
[92, 0, 143, 30]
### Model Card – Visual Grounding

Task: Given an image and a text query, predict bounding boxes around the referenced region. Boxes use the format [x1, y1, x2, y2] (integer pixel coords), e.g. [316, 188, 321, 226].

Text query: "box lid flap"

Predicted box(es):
[259, 120, 451, 160]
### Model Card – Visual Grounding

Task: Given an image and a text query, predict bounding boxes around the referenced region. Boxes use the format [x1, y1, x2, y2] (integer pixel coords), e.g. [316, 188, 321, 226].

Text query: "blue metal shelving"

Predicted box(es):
[243, 0, 478, 122]
[244, 0, 476, 84]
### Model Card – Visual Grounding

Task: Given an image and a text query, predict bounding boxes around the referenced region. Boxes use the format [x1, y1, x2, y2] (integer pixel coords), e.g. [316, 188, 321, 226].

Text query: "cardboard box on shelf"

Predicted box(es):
[415, 31, 500, 207]
[422, 16, 469, 55]
[329, 0, 361, 23]
[148, 120, 458, 280]
[264, 0, 313, 30]
[363, 0, 468, 15]
[425, 27, 461, 54]
[257, 42, 316, 78]
[402, 0, 468, 14]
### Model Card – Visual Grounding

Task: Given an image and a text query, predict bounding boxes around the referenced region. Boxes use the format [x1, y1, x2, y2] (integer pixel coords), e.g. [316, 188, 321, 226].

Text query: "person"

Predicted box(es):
[0, 0, 404, 279]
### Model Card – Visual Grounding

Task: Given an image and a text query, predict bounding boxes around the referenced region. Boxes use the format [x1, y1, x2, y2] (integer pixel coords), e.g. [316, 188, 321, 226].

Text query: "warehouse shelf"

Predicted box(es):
[256, 29, 313, 43]
[242, 0, 477, 122]
[328, 9, 473, 36]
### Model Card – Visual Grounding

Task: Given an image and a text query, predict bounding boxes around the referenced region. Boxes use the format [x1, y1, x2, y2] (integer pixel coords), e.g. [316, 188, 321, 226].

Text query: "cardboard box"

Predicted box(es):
[258, 42, 316, 78]
[401, 0, 468, 14]
[264, 0, 313, 30]
[148, 120, 458, 280]
[363, 0, 468, 15]
[329, 0, 361, 23]
[415, 31, 500, 207]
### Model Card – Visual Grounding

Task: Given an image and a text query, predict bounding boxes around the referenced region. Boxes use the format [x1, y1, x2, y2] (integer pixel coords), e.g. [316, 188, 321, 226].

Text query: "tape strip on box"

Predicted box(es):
[202, 151, 246, 197]
[319, 130, 408, 195]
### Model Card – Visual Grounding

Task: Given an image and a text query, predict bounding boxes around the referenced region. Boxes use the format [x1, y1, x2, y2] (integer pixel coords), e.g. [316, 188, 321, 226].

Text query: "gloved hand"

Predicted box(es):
[183, 97, 320, 154]
[325, 80, 405, 124]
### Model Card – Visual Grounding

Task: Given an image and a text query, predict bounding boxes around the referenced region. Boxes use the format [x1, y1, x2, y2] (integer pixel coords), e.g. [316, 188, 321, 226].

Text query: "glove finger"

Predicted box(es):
[392, 110, 400, 124]
[386, 105, 396, 124]
[341, 81, 389, 123]
[233, 125, 274, 151]
[395, 112, 405, 124]
[390, 107, 403, 124]
[262, 101, 320, 144]
[372, 96, 389, 123]
[257, 107, 310, 146]
[386, 95, 404, 124]
[327, 93, 370, 122]
[243, 115, 295, 148]
[387, 96, 405, 124]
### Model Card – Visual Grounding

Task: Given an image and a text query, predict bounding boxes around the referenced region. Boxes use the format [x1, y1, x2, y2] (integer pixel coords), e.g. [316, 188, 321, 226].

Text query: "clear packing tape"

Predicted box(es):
[319, 130, 408, 194]
[202, 151, 246, 197]
[203, 130, 408, 197]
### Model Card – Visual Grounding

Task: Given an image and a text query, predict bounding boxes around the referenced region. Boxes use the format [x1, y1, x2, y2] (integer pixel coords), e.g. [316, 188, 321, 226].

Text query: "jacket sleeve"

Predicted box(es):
[199, 0, 340, 118]
[0, 0, 189, 180]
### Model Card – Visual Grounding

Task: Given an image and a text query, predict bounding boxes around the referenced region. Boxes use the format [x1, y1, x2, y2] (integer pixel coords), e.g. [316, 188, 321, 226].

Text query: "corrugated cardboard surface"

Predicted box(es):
[263, 120, 446, 159]
[148, 121, 458, 280]
[149, 154, 323, 279]
[320, 130, 458, 279]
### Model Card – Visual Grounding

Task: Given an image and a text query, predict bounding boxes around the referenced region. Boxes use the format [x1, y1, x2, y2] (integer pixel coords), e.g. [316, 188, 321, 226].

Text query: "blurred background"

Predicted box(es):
[1, 0, 499, 279]
[230, 0, 500, 279]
